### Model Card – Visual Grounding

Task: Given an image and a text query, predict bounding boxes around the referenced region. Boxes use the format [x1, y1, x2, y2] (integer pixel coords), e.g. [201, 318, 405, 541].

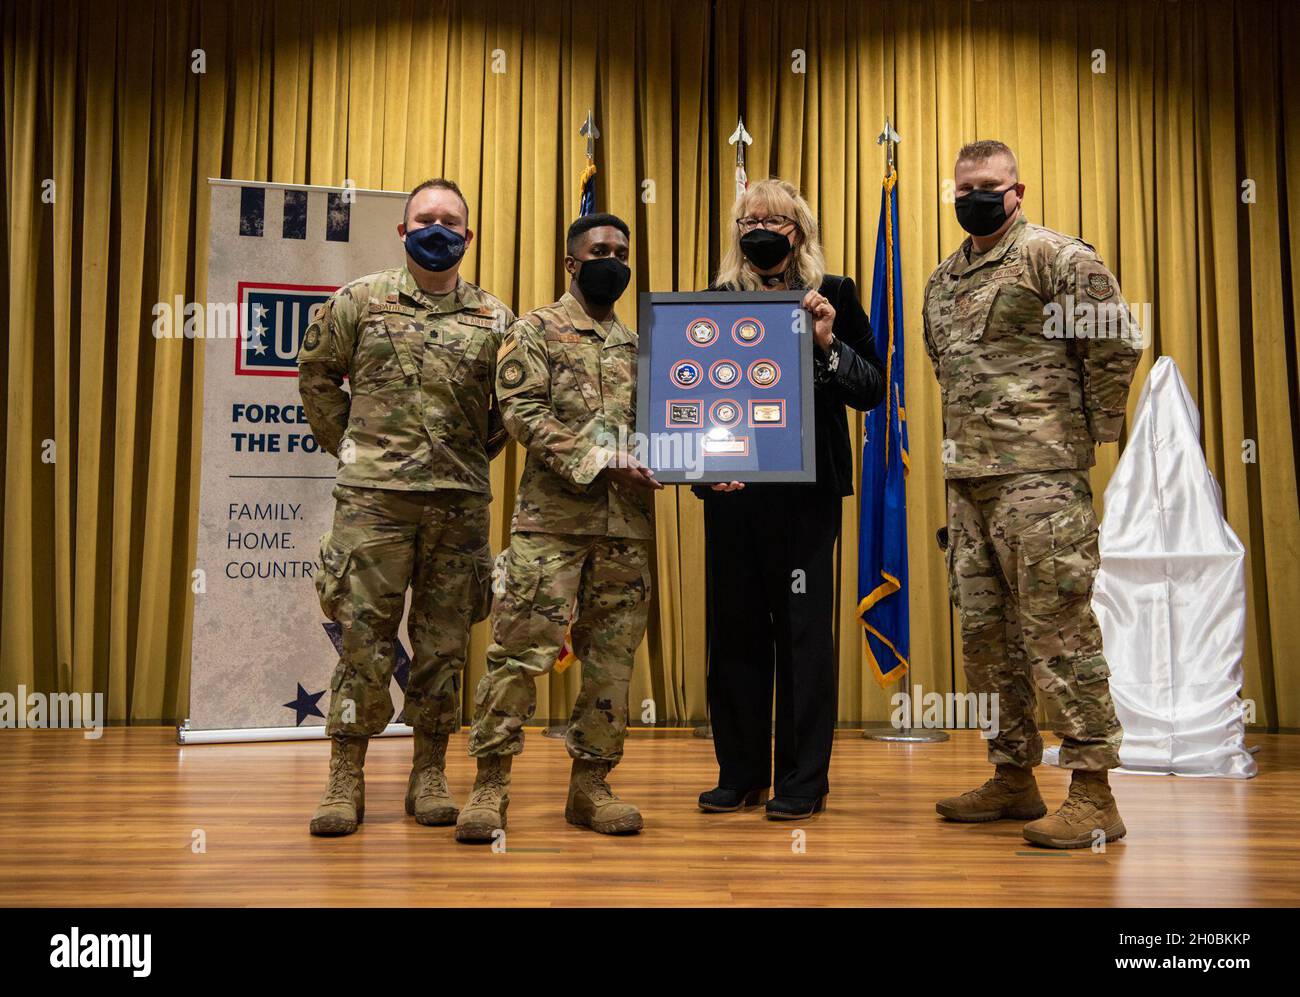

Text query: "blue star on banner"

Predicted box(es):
[283, 683, 326, 726]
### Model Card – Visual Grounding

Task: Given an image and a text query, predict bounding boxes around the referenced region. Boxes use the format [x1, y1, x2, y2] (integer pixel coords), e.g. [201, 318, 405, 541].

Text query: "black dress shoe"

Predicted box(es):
[698, 786, 769, 812]
[764, 794, 827, 820]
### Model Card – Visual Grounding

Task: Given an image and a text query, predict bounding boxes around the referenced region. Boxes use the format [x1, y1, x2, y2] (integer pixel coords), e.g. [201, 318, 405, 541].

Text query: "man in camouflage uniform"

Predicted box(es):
[298, 178, 513, 836]
[455, 212, 662, 843]
[924, 141, 1144, 848]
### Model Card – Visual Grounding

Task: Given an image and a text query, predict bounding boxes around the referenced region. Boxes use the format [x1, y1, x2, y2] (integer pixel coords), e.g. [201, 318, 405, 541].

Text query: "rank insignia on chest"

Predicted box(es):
[499, 358, 526, 388]
[1086, 272, 1114, 300]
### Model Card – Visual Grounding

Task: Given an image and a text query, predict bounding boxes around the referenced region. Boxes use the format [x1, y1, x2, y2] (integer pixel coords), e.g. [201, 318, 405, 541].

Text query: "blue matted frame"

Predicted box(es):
[636, 290, 815, 484]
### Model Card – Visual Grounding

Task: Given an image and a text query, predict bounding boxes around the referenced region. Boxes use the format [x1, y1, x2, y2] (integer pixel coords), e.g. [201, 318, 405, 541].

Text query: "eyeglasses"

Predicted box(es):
[736, 214, 796, 232]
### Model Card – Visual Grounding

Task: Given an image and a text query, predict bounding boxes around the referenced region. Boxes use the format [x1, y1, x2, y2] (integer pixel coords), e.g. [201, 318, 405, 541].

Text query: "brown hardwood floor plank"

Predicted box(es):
[0, 728, 1295, 907]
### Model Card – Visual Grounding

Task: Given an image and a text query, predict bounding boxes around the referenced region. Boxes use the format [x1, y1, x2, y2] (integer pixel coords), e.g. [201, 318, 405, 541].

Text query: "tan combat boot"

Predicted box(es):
[936, 763, 1047, 822]
[454, 755, 512, 843]
[565, 758, 644, 834]
[404, 729, 458, 826]
[309, 735, 368, 836]
[1023, 769, 1126, 849]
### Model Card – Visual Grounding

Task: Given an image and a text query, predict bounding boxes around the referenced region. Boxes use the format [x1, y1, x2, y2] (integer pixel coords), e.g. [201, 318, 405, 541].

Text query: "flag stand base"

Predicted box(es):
[542, 724, 568, 739]
[861, 723, 950, 743]
[693, 724, 713, 739]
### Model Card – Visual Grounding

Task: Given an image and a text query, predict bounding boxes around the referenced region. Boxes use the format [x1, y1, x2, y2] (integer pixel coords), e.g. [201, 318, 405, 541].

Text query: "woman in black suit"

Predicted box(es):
[697, 178, 885, 819]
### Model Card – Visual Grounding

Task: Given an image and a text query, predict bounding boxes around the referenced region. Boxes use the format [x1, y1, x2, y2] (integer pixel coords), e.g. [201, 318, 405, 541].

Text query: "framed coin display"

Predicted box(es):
[636, 291, 815, 483]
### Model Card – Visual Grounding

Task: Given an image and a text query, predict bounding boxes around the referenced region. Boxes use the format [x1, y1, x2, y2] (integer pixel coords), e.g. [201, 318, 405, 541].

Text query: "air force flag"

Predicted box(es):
[857, 168, 910, 686]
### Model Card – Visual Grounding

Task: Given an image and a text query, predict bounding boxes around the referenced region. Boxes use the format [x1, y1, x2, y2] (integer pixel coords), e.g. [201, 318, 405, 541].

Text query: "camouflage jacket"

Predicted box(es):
[297, 267, 513, 493]
[495, 291, 653, 539]
[923, 215, 1143, 479]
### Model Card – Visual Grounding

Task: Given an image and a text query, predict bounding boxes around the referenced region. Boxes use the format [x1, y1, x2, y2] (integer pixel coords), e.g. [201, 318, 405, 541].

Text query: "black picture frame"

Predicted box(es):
[636, 290, 816, 484]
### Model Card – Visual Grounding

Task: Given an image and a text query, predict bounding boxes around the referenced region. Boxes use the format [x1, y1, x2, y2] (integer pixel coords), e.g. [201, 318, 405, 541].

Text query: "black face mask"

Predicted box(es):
[956, 186, 1017, 237]
[739, 229, 792, 270]
[574, 256, 631, 306]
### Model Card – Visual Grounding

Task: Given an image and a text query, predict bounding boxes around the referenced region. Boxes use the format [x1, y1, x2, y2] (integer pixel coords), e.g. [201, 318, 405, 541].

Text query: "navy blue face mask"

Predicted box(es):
[404, 223, 467, 272]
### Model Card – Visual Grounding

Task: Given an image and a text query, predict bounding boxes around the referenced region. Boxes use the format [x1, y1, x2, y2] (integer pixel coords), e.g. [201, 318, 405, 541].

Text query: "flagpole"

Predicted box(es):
[694, 115, 758, 743]
[861, 117, 948, 744]
[545, 109, 601, 740]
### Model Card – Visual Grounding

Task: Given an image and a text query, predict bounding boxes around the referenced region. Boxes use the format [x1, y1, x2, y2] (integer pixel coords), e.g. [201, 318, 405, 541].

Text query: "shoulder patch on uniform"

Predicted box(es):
[303, 326, 321, 352]
[499, 357, 526, 388]
[1085, 272, 1114, 301]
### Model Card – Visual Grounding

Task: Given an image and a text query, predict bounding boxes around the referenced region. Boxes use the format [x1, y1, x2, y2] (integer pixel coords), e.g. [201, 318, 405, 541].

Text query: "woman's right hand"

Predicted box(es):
[710, 481, 745, 492]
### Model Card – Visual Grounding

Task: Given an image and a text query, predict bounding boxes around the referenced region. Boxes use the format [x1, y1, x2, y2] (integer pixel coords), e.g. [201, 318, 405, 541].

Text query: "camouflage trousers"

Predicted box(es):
[946, 469, 1123, 770]
[468, 532, 652, 765]
[316, 485, 493, 738]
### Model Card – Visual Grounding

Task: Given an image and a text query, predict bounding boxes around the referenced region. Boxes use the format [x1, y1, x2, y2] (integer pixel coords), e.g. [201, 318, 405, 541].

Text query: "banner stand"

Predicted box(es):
[187, 179, 408, 740]
[178, 720, 413, 746]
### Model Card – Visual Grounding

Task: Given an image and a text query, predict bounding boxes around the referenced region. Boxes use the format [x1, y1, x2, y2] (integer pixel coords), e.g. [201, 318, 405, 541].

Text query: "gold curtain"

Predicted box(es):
[3, 0, 1298, 729]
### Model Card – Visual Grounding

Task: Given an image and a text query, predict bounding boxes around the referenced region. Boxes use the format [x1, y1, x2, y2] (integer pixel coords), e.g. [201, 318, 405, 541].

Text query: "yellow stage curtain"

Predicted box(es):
[3, 0, 1297, 729]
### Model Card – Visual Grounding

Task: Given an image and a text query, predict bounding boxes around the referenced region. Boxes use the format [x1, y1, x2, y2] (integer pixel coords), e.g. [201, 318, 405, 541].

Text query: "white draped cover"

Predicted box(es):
[1048, 356, 1257, 778]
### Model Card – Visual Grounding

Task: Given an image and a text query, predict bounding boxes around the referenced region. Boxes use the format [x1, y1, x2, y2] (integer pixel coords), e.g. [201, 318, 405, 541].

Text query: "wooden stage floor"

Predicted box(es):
[1, 726, 1296, 907]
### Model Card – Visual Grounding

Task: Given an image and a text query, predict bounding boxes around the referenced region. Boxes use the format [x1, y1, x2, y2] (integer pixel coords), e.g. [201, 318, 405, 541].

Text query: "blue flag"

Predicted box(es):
[578, 161, 596, 217]
[857, 168, 910, 686]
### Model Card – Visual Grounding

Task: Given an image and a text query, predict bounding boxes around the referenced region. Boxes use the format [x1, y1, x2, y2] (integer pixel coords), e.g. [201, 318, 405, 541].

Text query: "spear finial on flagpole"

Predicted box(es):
[580, 109, 600, 160]
[728, 115, 753, 200]
[876, 116, 901, 173]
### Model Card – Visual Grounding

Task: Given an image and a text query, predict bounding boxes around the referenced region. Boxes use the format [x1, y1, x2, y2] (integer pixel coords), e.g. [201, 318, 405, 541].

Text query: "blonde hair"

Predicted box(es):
[956, 139, 1018, 180]
[715, 178, 825, 291]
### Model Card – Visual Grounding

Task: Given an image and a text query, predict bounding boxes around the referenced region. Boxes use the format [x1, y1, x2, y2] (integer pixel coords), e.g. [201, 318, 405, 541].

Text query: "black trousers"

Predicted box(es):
[703, 485, 842, 800]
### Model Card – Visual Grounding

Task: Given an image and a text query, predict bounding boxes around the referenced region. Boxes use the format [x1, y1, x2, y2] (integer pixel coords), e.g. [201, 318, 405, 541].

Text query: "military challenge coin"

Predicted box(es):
[709, 399, 742, 428]
[671, 359, 703, 388]
[709, 359, 740, 388]
[687, 317, 719, 347]
[747, 359, 780, 388]
[731, 317, 765, 346]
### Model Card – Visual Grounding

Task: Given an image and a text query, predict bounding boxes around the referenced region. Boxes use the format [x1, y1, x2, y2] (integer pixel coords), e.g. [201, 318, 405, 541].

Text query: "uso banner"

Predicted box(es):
[185, 180, 405, 741]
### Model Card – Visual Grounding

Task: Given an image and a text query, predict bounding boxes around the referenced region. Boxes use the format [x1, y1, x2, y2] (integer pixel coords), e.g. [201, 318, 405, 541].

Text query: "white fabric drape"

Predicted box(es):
[1085, 357, 1256, 778]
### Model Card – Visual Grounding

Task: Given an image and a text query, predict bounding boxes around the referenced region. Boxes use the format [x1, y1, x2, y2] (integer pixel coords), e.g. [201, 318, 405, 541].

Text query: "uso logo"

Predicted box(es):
[235, 281, 337, 377]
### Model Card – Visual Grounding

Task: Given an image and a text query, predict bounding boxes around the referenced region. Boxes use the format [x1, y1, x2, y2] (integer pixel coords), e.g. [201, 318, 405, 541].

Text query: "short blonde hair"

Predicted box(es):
[715, 178, 825, 291]
[955, 140, 1018, 180]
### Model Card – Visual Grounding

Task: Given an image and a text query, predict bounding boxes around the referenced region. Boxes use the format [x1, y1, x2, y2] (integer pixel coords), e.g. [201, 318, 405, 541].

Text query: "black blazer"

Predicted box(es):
[695, 273, 885, 498]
